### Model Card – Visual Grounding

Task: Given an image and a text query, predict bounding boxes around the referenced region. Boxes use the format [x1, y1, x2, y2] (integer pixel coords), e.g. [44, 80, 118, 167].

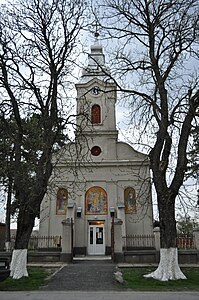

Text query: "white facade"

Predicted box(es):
[39, 40, 153, 256]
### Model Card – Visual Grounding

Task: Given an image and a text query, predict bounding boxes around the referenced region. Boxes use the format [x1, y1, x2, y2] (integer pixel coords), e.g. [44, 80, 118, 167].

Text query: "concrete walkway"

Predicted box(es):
[1, 291, 199, 300]
[33, 257, 199, 292]
[41, 257, 121, 291]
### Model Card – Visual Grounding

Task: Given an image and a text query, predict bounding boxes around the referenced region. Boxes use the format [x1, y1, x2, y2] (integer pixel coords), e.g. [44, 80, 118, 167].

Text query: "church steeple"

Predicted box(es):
[87, 42, 105, 71]
[81, 32, 110, 81]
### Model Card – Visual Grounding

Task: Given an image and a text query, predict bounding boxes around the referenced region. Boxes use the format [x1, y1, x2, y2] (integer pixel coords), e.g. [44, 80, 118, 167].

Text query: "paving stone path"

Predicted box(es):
[41, 259, 121, 291]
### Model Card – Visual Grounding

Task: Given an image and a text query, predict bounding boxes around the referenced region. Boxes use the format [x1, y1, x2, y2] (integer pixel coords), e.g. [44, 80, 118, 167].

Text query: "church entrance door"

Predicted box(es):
[88, 221, 105, 255]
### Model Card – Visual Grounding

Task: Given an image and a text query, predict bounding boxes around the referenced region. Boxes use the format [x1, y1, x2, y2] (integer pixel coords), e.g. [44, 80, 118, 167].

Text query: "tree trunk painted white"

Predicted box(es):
[10, 249, 28, 279]
[144, 248, 187, 281]
[5, 241, 12, 252]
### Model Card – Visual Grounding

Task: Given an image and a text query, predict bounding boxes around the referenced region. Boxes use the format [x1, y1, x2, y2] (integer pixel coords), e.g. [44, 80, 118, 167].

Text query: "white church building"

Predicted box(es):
[39, 39, 153, 259]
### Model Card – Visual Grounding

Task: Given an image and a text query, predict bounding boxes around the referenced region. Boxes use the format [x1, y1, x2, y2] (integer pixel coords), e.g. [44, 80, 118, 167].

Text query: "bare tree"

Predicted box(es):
[0, 117, 15, 249]
[0, 0, 86, 279]
[98, 0, 199, 280]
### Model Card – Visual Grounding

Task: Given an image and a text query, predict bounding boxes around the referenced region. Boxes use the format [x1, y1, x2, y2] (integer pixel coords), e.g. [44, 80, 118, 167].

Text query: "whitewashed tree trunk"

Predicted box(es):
[144, 248, 187, 281]
[5, 241, 12, 252]
[10, 249, 28, 279]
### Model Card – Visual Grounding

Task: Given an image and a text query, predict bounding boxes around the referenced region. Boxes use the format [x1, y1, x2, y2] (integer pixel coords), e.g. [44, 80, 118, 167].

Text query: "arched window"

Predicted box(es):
[124, 187, 136, 214]
[56, 188, 68, 215]
[85, 186, 107, 215]
[91, 104, 101, 124]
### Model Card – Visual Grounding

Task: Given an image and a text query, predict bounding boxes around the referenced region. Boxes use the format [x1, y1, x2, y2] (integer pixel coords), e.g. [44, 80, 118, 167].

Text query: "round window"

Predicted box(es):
[91, 146, 101, 156]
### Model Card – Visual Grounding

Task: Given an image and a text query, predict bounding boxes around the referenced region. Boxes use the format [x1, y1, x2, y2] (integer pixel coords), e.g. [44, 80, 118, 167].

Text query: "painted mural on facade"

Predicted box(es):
[85, 186, 107, 215]
[56, 188, 68, 215]
[124, 187, 136, 214]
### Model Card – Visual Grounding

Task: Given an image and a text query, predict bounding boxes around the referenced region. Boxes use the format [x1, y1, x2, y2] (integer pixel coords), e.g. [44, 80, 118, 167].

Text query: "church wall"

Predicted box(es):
[102, 96, 116, 131]
[39, 162, 153, 242]
[39, 189, 67, 237]
[39, 195, 50, 236]
[116, 176, 153, 236]
[74, 215, 85, 253]
[62, 163, 150, 182]
[80, 134, 118, 160]
[50, 167, 137, 184]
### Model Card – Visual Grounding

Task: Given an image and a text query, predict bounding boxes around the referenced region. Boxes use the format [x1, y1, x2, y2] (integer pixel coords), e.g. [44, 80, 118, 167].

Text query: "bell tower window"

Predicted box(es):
[91, 104, 101, 124]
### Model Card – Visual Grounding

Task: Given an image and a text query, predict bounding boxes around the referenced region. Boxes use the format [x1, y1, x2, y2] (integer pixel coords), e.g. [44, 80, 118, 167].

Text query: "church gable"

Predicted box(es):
[117, 141, 148, 161]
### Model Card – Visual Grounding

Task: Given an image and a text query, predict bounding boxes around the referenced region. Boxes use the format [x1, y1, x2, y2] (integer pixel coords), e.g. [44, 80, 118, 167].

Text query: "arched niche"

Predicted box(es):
[56, 188, 68, 215]
[124, 187, 136, 214]
[85, 186, 107, 215]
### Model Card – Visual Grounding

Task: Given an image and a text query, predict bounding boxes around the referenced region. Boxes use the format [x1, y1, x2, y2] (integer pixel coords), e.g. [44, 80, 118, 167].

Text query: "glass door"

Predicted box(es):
[88, 222, 105, 255]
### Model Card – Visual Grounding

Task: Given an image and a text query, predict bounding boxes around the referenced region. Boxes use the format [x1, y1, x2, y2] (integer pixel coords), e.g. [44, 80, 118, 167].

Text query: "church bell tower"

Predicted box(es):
[75, 38, 118, 160]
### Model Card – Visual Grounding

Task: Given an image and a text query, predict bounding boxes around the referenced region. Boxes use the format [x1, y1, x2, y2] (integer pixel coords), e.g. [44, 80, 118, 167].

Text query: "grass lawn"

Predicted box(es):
[1, 266, 199, 291]
[0, 267, 57, 291]
[120, 267, 199, 291]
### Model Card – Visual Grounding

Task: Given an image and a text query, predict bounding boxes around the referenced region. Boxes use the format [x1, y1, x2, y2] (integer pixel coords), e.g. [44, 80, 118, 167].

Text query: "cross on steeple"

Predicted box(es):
[94, 19, 100, 42]
[91, 5, 100, 43]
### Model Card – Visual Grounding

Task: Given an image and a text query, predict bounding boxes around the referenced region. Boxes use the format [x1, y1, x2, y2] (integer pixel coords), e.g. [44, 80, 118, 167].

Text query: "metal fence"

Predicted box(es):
[10, 235, 62, 251]
[176, 235, 196, 250]
[9, 234, 197, 252]
[123, 234, 196, 250]
[123, 234, 155, 249]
